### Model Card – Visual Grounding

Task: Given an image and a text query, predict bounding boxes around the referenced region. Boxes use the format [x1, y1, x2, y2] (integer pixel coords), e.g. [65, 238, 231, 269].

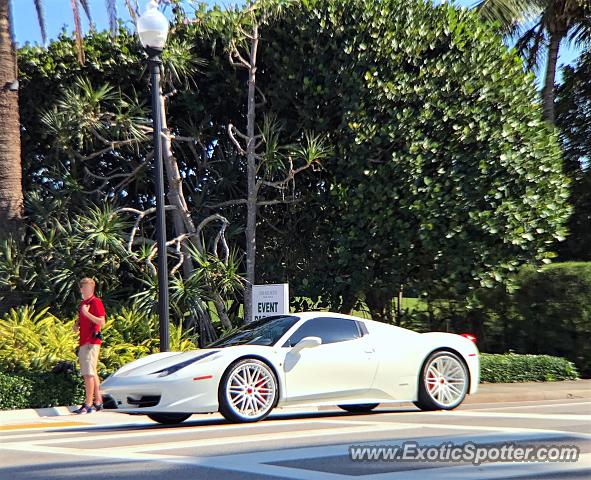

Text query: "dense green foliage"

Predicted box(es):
[256, 0, 570, 319]
[480, 353, 579, 383]
[0, 370, 85, 410]
[7, 0, 569, 321]
[0, 0, 578, 398]
[555, 51, 591, 261]
[0, 304, 196, 374]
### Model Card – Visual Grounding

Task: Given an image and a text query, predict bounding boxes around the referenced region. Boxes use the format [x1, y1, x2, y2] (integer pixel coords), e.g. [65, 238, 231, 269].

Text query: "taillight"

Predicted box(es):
[460, 333, 477, 344]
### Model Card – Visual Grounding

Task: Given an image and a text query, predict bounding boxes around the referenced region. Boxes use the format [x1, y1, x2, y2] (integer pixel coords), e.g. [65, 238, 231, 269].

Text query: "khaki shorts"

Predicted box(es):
[78, 343, 100, 376]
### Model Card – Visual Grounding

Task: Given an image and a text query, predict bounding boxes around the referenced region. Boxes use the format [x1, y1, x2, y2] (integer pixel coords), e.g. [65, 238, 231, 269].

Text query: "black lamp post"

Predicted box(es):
[138, 0, 170, 352]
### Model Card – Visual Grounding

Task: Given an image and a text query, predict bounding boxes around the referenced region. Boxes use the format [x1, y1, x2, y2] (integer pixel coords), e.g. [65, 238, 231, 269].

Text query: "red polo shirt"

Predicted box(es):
[79, 295, 105, 346]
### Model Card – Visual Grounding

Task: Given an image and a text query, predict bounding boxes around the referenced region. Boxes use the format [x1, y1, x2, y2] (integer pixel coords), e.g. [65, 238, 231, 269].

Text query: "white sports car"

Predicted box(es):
[100, 312, 479, 424]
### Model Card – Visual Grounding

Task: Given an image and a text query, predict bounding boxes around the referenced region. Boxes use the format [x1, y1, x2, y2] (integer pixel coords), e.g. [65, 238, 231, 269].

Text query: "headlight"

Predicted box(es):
[151, 351, 218, 377]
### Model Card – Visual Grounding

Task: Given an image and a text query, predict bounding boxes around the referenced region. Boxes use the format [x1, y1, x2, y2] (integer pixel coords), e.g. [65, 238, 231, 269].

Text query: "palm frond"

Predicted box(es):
[566, 14, 591, 48]
[79, 0, 93, 26]
[514, 19, 547, 71]
[475, 0, 544, 31]
[105, 0, 118, 36]
[33, 0, 47, 45]
[124, 0, 139, 27]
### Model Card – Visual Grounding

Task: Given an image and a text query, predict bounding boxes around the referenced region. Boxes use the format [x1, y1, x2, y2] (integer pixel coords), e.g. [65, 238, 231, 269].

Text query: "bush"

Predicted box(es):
[480, 353, 579, 383]
[0, 304, 198, 374]
[0, 370, 85, 410]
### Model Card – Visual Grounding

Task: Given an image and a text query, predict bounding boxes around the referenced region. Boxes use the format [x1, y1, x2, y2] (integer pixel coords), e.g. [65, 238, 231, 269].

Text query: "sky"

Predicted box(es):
[13, 0, 581, 83]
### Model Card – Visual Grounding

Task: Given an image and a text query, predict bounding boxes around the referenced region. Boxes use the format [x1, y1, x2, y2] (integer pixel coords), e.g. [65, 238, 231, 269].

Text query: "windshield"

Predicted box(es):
[207, 315, 300, 347]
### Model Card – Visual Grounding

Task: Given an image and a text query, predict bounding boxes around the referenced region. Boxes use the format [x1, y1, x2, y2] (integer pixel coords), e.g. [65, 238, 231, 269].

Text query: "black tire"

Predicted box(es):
[218, 358, 278, 423]
[147, 413, 192, 425]
[413, 350, 469, 411]
[338, 403, 379, 413]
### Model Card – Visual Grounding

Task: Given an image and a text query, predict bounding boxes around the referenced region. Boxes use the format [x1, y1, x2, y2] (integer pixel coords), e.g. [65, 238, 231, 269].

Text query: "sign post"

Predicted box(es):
[252, 284, 289, 321]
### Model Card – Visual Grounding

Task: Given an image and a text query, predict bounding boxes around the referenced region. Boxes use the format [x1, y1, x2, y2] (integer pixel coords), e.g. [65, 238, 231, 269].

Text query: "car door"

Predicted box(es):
[281, 317, 378, 403]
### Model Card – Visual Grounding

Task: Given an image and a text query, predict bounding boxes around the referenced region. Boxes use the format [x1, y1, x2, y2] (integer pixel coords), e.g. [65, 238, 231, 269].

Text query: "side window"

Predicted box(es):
[357, 321, 369, 336]
[283, 317, 361, 347]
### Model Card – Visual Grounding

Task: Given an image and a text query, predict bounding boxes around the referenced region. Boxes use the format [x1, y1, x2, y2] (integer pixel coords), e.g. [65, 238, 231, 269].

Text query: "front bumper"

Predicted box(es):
[100, 373, 219, 414]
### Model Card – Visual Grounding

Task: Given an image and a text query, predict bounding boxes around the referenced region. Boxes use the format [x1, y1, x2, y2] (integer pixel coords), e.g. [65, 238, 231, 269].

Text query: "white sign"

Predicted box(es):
[252, 283, 289, 321]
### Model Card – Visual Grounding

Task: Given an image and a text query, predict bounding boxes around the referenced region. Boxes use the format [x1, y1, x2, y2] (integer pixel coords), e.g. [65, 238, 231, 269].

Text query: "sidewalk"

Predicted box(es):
[1, 379, 590, 427]
[464, 379, 591, 404]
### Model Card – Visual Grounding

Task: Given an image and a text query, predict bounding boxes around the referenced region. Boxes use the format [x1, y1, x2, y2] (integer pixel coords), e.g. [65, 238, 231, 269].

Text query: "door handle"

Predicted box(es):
[364, 348, 375, 353]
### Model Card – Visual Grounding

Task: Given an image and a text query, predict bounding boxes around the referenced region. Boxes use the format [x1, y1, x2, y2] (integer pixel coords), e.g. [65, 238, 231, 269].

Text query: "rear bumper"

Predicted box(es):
[468, 354, 480, 394]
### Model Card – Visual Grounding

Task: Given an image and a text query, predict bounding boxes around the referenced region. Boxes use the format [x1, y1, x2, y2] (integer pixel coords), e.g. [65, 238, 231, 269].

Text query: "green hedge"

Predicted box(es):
[0, 370, 85, 410]
[480, 353, 580, 383]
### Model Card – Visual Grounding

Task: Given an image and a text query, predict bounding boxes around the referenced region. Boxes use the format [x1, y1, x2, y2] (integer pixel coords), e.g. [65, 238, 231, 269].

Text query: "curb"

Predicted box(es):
[0, 406, 78, 422]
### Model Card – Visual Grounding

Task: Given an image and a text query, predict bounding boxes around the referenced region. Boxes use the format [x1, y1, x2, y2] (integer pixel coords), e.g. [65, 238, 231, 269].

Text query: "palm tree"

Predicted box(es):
[476, 0, 591, 124]
[0, 0, 22, 238]
[0, 0, 120, 239]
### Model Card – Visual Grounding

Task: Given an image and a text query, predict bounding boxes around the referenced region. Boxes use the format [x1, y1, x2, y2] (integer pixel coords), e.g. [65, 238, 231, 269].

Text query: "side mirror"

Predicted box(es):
[292, 336, 322, 352]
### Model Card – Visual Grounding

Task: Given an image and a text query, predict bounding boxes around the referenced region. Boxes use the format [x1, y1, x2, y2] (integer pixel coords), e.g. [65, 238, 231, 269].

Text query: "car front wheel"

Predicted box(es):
[219, 358, 278, 423]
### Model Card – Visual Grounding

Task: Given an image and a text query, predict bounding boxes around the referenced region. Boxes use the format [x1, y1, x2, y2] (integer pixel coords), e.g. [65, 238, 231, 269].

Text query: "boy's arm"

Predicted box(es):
[81, 304, 106, 326]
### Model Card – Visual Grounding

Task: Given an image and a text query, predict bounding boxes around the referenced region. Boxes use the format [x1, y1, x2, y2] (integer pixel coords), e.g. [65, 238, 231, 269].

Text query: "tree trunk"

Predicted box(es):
[395, 285, 403, 325]
[0, 0, 23, 240]
[244, 24, 259, 324]
[159, 92, 220, 340]
[364, 289, 394, 324]
[160, 92, 196, 281]
[542, 30, 562, 124]
[212, 291, 232, 330]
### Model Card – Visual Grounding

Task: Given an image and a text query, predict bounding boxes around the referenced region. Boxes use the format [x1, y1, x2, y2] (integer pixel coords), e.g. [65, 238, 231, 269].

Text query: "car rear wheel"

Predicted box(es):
[147, 413, 192, 425]
[219, 358, 278, 423]
[414, 350, 469, 411]
[338, 403, 379, 413]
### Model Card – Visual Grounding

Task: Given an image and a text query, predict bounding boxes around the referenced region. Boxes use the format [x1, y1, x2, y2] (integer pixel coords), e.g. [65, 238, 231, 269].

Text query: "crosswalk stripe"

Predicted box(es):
[0, 417, 353, 446]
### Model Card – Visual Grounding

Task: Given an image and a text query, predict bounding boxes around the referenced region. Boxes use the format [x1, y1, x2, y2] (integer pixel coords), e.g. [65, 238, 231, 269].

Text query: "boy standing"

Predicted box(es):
[72, 277, 106, 414]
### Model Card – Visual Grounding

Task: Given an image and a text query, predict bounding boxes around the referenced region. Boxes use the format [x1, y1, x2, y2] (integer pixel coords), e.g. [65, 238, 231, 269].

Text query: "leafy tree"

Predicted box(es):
[255, 0, 570, 320]
[12, 0, 571, 330]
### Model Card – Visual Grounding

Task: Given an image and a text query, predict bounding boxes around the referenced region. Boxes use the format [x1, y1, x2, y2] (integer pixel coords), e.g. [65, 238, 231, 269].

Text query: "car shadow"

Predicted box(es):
[43, 406, 423, 434]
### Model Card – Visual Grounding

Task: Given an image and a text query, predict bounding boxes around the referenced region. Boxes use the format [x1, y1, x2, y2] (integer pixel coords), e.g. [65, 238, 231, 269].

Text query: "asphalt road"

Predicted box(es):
[1, 399, 590, 479]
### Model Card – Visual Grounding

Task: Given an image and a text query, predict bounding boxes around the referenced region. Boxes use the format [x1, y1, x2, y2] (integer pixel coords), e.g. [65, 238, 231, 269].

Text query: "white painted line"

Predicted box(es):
[0, 418, 353, 447]
[118, 423, 420, 453]
[314, 418, 591, 440]
[2, 424, 589, 480]
[149, 434, 591, 480]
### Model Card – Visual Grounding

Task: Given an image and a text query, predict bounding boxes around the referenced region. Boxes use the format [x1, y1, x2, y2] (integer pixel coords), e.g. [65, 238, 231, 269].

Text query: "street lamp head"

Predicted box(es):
[137, 0, 169, 52]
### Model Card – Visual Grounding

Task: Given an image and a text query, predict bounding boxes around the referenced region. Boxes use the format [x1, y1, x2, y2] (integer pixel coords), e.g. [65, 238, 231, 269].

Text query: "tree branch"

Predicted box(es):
[228, 124, 247, 155]
[205, 198, 248, 209]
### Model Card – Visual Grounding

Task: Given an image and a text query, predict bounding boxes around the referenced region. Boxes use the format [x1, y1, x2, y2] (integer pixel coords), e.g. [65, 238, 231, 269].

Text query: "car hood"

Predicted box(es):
[113, 349, 221, 378]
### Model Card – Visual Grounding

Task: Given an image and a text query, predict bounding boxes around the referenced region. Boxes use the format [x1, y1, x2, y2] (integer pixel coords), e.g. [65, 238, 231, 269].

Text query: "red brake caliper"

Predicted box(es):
[427, 371, 436, 391]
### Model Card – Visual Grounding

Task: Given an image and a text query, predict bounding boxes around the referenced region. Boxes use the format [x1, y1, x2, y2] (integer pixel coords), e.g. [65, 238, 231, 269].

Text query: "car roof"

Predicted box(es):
[294, 311, 368, 322]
